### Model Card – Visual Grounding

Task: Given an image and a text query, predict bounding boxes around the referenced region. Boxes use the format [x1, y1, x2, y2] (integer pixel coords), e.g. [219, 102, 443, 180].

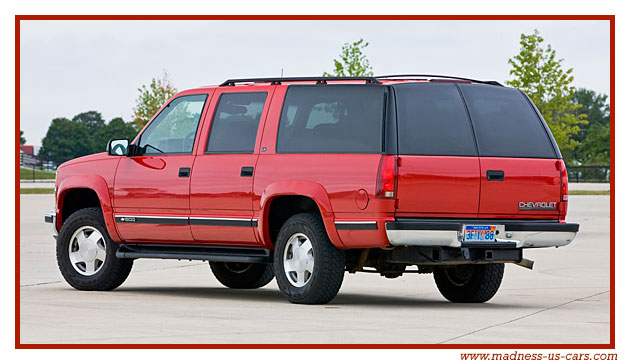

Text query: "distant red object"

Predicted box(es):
[20, 145, 34, 155]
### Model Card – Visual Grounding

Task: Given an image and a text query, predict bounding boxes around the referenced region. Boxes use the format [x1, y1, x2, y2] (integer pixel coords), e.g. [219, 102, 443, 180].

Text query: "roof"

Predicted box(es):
[20, 145, 34, 155]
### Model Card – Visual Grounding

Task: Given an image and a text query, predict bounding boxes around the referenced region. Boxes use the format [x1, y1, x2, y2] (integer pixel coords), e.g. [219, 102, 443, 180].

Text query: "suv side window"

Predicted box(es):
[137, 94, 207, 155]
[206, 92, 267, 153]
[459, 84, 557, 158]
[277, 85, 384, 154]
[394, 83, 477, 156]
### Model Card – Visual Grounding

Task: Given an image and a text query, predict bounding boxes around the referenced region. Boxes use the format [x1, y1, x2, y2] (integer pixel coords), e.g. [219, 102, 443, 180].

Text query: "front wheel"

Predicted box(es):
[56, 208, 133, 291]
[274, 213, 345, 304]
[433, 263, 504, 303]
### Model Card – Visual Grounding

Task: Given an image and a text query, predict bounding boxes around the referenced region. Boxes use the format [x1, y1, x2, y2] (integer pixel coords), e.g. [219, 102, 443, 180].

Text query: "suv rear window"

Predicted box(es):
[277, 85, 385, 153]
[459, 84, 556, 158]
[394, 83, 477, 156]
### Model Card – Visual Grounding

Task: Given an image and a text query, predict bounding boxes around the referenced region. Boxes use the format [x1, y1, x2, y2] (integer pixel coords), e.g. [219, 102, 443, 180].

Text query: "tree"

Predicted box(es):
[507, 30, 586, 160]
[93, 117, 138, 153]
[571, 88, 610, 164]
[324, 39, 373, 77]
[20, 130, 26, 145]
[39, 118, 92, 164]
[578, 123, 610, 165]
[132, 72, 177, 130]
[72, 111, 105, 135]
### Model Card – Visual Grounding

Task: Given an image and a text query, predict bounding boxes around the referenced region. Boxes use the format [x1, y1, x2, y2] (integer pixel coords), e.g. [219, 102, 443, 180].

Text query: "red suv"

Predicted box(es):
[45, 75, 579, 304]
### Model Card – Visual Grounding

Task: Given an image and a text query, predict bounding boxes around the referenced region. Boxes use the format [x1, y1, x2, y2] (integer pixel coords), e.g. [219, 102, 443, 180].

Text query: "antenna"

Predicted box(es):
[281, 68, 284, 78]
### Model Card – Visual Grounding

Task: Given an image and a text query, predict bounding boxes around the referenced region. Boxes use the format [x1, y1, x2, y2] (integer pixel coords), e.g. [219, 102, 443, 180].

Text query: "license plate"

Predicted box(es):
[464, 225, 496, 242]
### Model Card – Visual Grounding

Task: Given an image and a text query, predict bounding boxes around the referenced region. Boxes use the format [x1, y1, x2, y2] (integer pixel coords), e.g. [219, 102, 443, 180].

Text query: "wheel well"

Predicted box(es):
[60, 188, 101, 224]
[267, 195, 320, 244]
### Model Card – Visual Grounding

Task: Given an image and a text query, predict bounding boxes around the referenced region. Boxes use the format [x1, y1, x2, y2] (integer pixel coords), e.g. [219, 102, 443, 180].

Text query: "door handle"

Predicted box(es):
[486, 170, 504, 181]
[241, 166, 254, 177]
[178, 167, 191, 178]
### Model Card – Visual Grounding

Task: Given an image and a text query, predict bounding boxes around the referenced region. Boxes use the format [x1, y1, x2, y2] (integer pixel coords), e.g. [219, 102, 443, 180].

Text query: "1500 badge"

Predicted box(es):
[518, 201, 557, 210]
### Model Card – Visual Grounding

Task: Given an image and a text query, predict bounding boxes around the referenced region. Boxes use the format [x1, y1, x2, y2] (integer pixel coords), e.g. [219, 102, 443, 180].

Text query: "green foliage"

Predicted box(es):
[39, 114, 138, 164]
[93, 117, 138, 153]
[72, 111, 105, 135]
[324, 39, 373, 77]
[578, 122, 610, 165]
[507, 30, 587, 160]
[570, 88, 610, 165]
[132, 72, 178, 130]
[39, 117, 92, 164]
[20, 130, 26, 145]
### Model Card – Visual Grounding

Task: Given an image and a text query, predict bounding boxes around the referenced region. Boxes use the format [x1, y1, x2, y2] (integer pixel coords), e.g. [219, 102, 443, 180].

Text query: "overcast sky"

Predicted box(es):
[20, 20, 610, 149]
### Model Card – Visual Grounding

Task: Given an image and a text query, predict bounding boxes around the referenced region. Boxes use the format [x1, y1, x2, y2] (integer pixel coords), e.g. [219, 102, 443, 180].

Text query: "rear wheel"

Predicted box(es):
[274, 213, 345, 304]
[433, 263, 504, 303]
[56, 208, 133, 291]
[209, 262, 274, 289]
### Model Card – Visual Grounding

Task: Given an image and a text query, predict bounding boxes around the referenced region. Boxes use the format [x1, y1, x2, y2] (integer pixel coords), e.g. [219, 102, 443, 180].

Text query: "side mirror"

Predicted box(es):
[107, 139, 129, 156]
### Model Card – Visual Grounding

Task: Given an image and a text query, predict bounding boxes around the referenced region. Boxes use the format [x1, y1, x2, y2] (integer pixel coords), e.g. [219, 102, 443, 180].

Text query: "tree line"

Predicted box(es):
[31, 30, 609, 167]
[27, 73, 177, 165]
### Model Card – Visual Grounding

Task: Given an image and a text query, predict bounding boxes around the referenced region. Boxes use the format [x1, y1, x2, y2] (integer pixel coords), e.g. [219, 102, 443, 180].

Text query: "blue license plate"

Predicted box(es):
[464, 225, 496, 242]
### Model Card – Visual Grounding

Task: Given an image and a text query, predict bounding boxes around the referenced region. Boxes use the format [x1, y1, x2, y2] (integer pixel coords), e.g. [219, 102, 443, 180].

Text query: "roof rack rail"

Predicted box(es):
[375, 74, 503, 86]
[220, 76, 382, 87]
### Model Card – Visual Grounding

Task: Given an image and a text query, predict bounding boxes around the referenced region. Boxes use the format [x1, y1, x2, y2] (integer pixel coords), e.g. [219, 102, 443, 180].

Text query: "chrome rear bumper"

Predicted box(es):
[385, 220, 579, 249]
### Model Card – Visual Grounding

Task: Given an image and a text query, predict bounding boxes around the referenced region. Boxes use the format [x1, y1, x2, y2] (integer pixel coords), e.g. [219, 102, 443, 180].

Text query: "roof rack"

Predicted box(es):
[375, 74, 503, 86]
[220, 76, 382, 87]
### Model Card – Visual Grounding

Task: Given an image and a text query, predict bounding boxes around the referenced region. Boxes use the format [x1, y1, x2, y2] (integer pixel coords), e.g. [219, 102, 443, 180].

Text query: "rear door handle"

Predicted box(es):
[486, 170, 504, 181]
[241, 166, 254, 177]
[178, 167, 191, 178]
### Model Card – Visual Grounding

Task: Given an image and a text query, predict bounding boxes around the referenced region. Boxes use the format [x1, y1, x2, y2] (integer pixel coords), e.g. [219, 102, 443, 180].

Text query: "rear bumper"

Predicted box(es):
[385, 219, 579, 249]
[44, 211, 58, 238]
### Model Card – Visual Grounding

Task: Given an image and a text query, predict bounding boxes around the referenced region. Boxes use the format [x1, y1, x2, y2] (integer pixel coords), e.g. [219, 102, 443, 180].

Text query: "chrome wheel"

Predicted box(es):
[68, 226, 106, 276]
[283, 233, 314, 287]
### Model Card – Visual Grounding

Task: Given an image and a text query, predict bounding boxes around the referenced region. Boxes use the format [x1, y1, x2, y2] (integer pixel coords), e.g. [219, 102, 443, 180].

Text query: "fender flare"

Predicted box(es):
[258, 181, 343, 249]
[57, 175, 121, 242]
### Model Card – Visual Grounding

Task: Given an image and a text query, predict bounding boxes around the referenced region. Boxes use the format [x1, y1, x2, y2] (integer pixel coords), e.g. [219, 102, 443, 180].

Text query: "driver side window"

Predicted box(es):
[138, 94, 208, 155]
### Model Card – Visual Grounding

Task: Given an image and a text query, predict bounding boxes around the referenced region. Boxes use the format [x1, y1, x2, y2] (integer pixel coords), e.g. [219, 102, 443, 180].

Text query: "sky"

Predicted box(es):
[19, 20, 610, 149]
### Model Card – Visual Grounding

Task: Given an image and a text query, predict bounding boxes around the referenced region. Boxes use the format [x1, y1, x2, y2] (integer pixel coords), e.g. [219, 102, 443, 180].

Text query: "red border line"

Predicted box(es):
[15, 14, 614, 21]
[608, 15, 615, 348]
[15, 15, 21, 349]
[15, 14, 615, 350]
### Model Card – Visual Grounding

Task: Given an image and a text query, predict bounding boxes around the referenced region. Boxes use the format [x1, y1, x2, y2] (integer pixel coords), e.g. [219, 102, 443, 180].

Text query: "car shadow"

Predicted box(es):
[112, 286, 537, 309]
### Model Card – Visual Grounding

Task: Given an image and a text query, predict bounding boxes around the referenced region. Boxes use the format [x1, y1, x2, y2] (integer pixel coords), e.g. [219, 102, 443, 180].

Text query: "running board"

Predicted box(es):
[116, 244, 273, 263]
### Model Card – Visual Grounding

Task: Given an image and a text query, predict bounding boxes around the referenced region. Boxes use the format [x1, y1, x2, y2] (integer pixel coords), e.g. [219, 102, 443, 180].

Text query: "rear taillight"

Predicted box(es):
[560, 160, 569, 202]
[376, 155, 397, 199]
[558, 160, 569, 219]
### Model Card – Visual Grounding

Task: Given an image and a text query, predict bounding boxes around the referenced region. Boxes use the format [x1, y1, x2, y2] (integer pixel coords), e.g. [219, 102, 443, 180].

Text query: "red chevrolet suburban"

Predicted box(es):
[45, 75, 579, 304]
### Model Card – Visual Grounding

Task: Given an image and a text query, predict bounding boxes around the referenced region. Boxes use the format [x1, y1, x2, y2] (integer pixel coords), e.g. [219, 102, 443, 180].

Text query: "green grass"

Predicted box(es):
[20, 167, 56, 180]
[569, 190, 610, 195]
[20, 188, 55, 194]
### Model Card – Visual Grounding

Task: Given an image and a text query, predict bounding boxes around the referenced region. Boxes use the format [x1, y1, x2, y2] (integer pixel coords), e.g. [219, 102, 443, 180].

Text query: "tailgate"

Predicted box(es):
[478, 158, 561, 219]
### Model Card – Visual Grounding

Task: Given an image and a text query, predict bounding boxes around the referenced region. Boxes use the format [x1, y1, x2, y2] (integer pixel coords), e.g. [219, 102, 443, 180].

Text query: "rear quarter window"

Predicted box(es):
[276, 85, 385, 154]
[394, 83, 477, 156]
[459, 84, 557, 158]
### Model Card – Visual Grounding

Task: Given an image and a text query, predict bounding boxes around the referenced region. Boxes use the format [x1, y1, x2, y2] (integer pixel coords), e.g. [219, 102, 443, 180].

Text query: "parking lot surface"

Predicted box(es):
[19, 194, 610, 344]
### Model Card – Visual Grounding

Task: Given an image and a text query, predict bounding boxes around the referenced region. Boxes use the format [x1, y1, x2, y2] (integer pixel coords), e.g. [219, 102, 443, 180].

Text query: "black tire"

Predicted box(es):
[209, 262, 274, 289]
[56, 207, 133, 291]
[273, 213, 345, 304]
[433, 263, 504, 303]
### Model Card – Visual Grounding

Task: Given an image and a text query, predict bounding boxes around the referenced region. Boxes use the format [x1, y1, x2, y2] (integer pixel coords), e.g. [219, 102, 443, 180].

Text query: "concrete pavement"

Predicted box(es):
[19, 194, 610, 344]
